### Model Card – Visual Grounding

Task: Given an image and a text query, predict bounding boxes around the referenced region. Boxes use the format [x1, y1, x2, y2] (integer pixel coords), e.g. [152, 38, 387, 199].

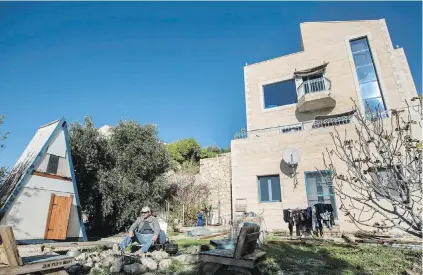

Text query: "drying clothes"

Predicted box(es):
[283, 209, 292, 223]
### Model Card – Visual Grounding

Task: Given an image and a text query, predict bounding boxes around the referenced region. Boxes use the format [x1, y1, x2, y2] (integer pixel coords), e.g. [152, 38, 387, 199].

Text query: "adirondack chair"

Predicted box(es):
[198, 225, 266, 275]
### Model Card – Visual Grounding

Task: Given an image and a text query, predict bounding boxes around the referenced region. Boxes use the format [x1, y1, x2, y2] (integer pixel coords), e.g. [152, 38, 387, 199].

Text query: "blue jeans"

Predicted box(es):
[120, 231, 166, 252]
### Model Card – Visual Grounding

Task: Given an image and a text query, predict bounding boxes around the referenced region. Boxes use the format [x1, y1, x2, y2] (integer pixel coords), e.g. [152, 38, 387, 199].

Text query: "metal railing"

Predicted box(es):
[312, 114, 354, 129]
[297, 77, 332, 99]
[234, 122, 305, 139]
[233, 114, 354, 140]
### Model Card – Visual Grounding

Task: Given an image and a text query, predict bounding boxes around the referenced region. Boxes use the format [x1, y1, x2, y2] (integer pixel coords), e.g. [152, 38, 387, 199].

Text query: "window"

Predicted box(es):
[305, 171, 337, 219]
[370, 168, 402, 199]
[258, 175, 281, 202]
[350, 37, 386, 115]
[263, 79, 297, 109]
[46, 154, 60, 174]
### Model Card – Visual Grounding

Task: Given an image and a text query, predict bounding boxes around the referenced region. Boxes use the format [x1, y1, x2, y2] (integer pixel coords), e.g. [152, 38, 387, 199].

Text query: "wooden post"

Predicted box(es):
[0, 226, 23, 266]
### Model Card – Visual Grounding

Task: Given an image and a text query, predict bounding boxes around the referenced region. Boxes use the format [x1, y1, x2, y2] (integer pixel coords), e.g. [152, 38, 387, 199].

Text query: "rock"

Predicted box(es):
[186, 245, 201, 254]
[75, 252, 88, 262]
[113, 243, 120, 252]
[174, 254, 199, 265]
[159, 259, 172, 271]
[85, 258, 94, 268]
[103, 255, 116, 267]
[123, 263, 148, 274]
[110, 257, 124, 273]
[151, 250, 169, 261]
[91, 256, 101, 263]
[67, 264, 82, 274]
[88, 267, 102, 274]
[173, 254, 187, 263]
[186, 254, 199, 264]
[141, 257, 158, 271]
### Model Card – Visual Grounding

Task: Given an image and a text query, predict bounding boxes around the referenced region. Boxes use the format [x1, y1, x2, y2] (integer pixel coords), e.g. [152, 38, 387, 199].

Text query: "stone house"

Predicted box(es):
[201, 19, 420, 233]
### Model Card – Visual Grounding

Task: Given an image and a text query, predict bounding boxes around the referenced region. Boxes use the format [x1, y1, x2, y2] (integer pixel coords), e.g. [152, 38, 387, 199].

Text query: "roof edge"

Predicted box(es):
[300, 19, 384, 25]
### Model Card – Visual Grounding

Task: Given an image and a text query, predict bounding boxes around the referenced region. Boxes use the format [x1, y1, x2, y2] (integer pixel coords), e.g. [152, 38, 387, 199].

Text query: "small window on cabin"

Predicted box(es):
[46, 155, 60, 174]
[263, 79, 297, 109]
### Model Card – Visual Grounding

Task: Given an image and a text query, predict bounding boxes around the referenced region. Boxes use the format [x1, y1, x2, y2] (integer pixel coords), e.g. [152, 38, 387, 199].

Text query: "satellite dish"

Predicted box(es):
[283, 148, 301, 166]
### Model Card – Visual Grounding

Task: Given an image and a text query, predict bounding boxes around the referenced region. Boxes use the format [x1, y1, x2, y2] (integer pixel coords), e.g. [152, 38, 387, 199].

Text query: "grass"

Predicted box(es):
[258, 241, 422, 275]
[174, 237, 421, 275]
[174, 238, 212, 248]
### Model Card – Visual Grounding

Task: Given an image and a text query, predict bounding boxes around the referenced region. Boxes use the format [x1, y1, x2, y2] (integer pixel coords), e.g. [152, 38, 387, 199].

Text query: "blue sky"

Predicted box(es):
[0, 2, 422, 167]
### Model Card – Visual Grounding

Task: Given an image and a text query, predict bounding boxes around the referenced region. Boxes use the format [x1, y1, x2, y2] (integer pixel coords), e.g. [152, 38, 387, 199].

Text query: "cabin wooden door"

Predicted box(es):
[44, 194, 73, 240]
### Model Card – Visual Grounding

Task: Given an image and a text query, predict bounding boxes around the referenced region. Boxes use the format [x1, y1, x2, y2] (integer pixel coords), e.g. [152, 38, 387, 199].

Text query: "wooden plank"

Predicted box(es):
[45, 195, 73, 240]
[0, 226, 23, 267]
[0, 246, 8, 265]
[199, 254, 254, 269]
[0, 256, 74, 275]
[342, 234, 357, 244]
[245, 232, 260, 242]
[242, 250, 266, 261]
[201, 249, 234, 258]
[233, 226, 248, 259]
[32, 171, 72, 182]
[44, 194, 56, 240]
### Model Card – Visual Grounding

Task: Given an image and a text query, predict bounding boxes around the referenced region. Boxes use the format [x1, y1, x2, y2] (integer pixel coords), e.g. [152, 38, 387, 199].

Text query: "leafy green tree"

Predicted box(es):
[69, 117, 170, 236]
[167, 138, 201, 165]
[69, 117, 112, 235]
[200, 146, 230, 159]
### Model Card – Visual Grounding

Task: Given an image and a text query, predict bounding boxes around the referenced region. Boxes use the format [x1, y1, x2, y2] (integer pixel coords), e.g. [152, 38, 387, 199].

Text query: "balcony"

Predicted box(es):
[233, 111, 356, 140]
[296, 77, 336, 112]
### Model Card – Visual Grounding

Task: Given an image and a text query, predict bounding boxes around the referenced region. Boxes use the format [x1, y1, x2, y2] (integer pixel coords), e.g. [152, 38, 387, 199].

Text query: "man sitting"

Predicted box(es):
[120, 206, 166, 254]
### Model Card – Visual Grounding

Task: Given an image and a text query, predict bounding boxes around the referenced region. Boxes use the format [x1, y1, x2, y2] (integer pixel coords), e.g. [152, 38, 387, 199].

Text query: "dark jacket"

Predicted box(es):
[129, 216, 161, 235]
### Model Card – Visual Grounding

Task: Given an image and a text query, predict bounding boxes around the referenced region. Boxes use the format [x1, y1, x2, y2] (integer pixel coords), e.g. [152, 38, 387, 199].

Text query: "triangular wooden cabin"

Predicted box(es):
[0, 118, 87, 243]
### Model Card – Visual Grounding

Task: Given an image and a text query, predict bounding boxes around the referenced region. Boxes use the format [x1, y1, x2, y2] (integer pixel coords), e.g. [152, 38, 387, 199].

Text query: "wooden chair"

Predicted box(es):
[198, 225, 266, 275]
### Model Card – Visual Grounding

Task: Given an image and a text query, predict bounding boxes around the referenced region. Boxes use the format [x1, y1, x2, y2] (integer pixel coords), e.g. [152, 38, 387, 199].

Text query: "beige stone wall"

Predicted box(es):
[232, 19, 420, 233]
[200, 153, 232, 225]
[244, 19, 418, 132]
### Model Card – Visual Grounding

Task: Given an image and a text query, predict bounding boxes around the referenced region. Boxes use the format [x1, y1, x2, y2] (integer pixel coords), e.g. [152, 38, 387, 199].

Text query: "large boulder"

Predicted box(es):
[75, 252, 88, 262]
[141, 257, 158, 271]
[110, 257, 125, 273]
[123, 263, 148, 274]
[151, 250, 169, 261]
[159, 259, 172, 271]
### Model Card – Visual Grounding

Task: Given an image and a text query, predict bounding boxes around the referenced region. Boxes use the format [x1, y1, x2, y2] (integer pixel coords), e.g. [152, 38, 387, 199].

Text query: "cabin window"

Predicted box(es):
[47, 154, 60, 174]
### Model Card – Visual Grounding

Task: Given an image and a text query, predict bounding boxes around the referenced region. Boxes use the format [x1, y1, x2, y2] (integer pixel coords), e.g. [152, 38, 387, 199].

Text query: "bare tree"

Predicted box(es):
[323, 96, 422, 238]
[165, 172, 211, 227]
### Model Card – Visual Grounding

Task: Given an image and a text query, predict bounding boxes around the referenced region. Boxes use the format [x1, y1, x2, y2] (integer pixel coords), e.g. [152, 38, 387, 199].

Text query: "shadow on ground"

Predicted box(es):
[186, 242, 371, 275]
[256, 242, 371, 275]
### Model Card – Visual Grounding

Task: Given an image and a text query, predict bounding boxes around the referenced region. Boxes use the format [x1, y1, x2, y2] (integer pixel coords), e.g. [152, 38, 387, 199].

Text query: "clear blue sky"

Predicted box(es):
[0, 2, 422, 167]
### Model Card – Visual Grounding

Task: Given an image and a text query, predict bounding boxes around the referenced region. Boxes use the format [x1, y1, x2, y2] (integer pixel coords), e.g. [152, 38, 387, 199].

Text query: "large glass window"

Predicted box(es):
[263, 79, 297, 109]
[350, 38, 386, 115]
[305, 171, 337, 219]
[258, 175, 281, 202]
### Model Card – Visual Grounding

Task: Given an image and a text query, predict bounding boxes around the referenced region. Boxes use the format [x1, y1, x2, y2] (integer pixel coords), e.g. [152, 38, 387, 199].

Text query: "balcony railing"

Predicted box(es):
[233, 113, 355, 140]
[297, 77, 332, 99]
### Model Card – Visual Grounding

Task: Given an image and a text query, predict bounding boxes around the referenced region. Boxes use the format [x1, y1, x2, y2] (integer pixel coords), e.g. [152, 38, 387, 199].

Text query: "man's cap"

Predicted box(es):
[141, 206, 151, 213]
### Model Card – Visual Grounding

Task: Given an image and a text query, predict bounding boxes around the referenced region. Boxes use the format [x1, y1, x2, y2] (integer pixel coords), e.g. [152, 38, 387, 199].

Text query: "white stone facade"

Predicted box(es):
[200, 19, 423, 234]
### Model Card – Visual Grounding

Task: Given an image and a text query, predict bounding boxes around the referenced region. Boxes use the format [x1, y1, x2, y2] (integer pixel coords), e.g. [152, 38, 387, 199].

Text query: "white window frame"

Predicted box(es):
[344, 32, 391, 115]
[259, 75, 297, 113]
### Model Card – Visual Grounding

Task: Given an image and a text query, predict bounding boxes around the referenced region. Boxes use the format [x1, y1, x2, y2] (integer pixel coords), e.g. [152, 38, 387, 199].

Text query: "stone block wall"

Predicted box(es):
[200, 153, 232, 225]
